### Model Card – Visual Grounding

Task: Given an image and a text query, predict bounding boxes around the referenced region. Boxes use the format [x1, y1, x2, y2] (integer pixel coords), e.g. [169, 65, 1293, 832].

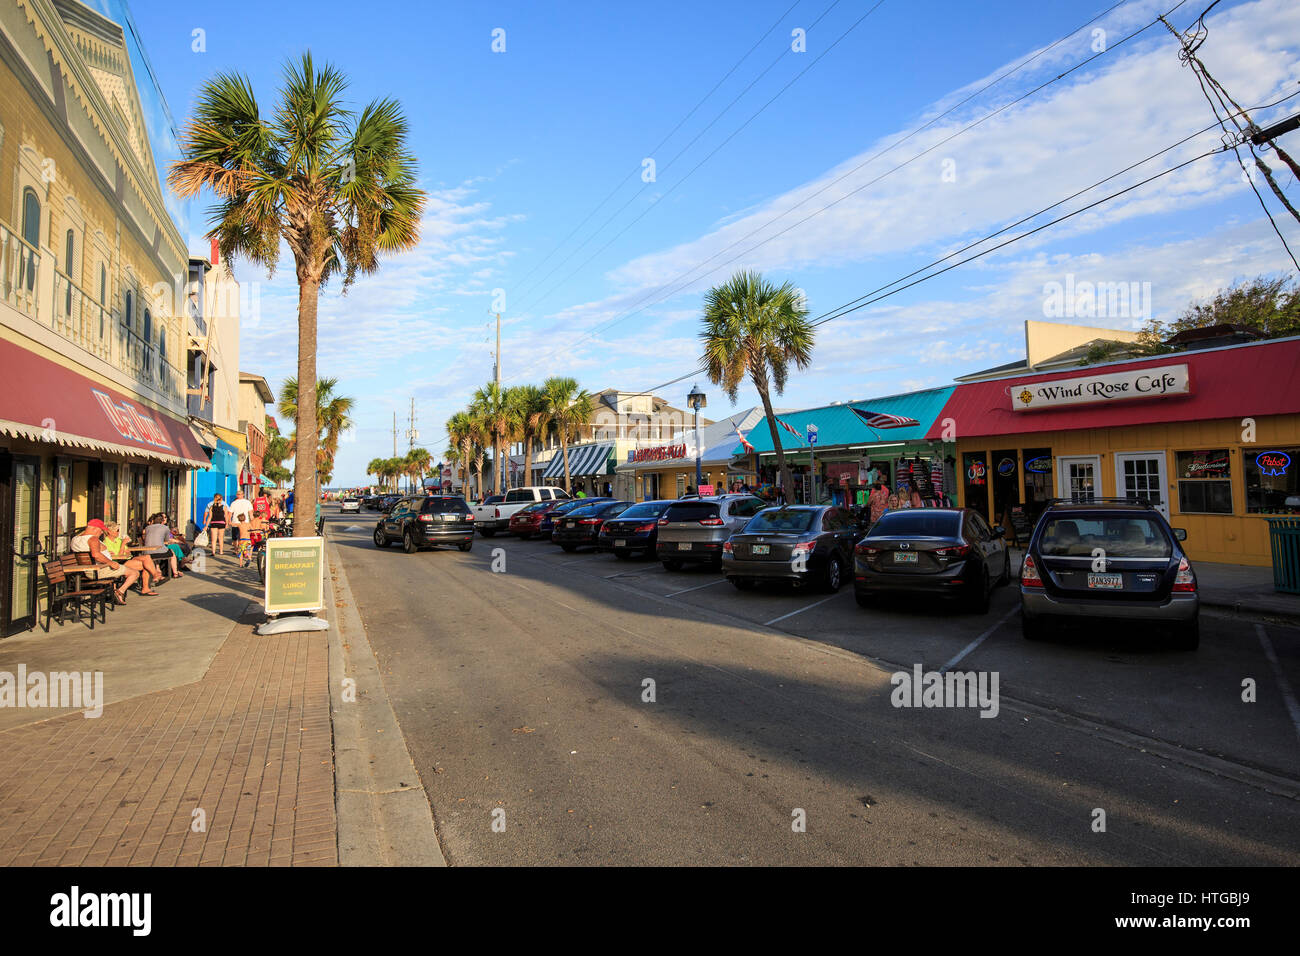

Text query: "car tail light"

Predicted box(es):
[1172, 556, 1196, 592]
[635, 523, 655, 533]
[494, 508, 501, 518]
[698, 517, 724, 526]
[418, 514, 433, 522]
[791, 542, 815, 556]
[465, 513, 474, 521]
[855, 543, 879, 556]
[723, 540, 734, 554]
[1021, 554, 1044, 588]
[658, 517, 669, 526]
[934, 544, 971, 558]
[578, 518, 599, 525]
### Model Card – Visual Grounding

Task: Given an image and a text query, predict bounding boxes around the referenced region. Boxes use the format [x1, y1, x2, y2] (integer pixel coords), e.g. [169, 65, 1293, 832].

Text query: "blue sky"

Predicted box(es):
[123, 0, 1300, 484]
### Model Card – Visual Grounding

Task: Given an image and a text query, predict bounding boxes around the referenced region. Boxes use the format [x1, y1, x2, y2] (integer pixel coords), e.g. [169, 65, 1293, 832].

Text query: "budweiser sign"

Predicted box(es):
[629, 443, 688, 463]
[92, 390, 174, 450]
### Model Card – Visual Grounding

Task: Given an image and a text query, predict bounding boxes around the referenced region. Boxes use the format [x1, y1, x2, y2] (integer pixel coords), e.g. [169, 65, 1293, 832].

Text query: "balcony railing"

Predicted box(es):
[52, 270, 113, 363]
[1, 222, 40, 319]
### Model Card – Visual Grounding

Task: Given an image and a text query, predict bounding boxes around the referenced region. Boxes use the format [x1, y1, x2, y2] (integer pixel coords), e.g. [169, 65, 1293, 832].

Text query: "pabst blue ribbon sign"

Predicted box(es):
[1011, 364, 1190, 412]
[92, 390, 175, 450]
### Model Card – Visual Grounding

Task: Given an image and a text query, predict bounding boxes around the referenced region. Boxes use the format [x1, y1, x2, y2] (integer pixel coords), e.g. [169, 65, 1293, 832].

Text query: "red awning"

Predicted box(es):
[0, 338, 210, 467]
[926, 337, 1300, 440]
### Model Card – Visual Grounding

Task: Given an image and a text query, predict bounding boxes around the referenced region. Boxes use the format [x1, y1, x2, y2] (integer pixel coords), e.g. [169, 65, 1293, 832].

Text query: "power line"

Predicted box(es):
[509, 0, 885, 324]
[506, 0, 807, 304]
[509, 0, 1176, 380]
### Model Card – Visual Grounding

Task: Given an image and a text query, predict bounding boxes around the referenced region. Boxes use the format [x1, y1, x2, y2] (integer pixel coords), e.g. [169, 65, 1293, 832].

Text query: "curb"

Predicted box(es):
[325, 541, 446, 866]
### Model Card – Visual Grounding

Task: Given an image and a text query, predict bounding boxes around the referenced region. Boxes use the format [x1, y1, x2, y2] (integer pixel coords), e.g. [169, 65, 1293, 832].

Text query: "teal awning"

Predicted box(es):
[738, 386, 955, 455]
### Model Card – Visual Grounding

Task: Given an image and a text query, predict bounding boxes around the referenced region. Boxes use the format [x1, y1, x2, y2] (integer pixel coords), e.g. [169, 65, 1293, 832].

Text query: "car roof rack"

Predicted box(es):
[1046, 496, 1157, 507]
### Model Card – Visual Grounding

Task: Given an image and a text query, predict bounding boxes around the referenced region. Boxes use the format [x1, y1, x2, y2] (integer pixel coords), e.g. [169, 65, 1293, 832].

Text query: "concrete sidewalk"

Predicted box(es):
[0, 554, 336, 865]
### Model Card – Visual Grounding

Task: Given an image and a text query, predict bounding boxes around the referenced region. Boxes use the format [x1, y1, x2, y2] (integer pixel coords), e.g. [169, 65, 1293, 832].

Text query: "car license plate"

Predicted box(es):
[678, 542, 693, 550]
[565, 521, 574, 528]
[894, 551, 918, 563]
[752, 544, 770, 555]
[615, 540, 627, 548]
[1087, 573, 1123, 590]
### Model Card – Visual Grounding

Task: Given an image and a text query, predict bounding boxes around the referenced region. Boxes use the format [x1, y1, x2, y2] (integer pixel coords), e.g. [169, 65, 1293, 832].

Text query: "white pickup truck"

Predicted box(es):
[473, 486, 572, 536]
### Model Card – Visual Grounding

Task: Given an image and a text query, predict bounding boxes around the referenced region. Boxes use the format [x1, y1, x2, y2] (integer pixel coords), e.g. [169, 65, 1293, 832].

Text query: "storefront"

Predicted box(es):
[617, 440, 758, 501]
[542, 442, 615, 496]
[0, 339, 210, 636]
[928, 337, 1300, 563]
[742, 388, 957, 506]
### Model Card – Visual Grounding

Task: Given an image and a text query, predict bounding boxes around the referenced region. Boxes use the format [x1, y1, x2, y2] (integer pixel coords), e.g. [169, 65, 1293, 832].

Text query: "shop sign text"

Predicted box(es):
[1011, 364, 1190, 412]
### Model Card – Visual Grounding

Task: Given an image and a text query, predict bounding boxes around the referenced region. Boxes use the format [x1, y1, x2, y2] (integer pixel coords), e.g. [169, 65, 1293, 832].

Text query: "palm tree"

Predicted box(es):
[700, 270, 813, 504]
[541, 377, 594, 494]
[170, 53, 424, 536]
[467, 411, 491, 500]
[405, 447, 432, 493]
[446, 412, 475, 494]
[510, 384, 549, 487]
[278, 377, 355, 483]
[471, 383, 514, 495]
[366, 457, 384, 491]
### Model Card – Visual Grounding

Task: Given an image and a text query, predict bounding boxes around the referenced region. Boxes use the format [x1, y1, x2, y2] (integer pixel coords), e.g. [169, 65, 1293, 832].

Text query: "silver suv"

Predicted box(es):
[656, 495, 768, 570]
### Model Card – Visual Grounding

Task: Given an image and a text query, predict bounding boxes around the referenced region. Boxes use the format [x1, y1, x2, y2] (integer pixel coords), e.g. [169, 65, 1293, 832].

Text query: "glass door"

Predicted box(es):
[1057, 455, 1101, 502]
[1115, 452, 1168, 519]
[2, 454, 42, 636]
[51, 459, 72, 556]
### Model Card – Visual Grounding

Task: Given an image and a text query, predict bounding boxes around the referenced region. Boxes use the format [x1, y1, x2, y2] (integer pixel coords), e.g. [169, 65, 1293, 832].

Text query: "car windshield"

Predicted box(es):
[1039, 515, 1171, 557]
[615, 501, 672, 519]
[871, 511, 961, 537]
[745, 509, 816, 533]
[423, 497, 469, 513]
[664, 502, 720, 521]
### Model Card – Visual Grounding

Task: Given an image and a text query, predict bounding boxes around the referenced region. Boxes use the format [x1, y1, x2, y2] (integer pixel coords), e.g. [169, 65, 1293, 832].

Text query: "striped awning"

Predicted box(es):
[542, 442, 613, 479]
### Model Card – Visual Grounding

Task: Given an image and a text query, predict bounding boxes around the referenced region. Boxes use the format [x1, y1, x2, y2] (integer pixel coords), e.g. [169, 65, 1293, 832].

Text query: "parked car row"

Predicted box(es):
[362, 491, 1200, 648]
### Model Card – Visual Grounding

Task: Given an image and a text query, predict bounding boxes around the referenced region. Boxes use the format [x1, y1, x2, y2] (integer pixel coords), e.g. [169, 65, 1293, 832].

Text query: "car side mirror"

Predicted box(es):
[1173, 528, 1187, 541]
[992, 526, 1006, 538]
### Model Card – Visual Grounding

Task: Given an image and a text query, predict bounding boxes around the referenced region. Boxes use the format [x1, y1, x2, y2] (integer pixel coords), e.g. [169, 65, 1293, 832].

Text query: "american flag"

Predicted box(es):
[850, 407, 919, 429]
[776, 418, 806, 443]
[732, 418, 754, 453]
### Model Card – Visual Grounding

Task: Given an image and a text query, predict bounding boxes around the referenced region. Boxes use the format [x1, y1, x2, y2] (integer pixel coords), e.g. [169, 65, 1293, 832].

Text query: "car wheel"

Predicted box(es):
[731, 577, 754, 591]
[1172, 619, 1200, 651]
[403, 530, 418, 554]
[560, 543, 577, 553]
[480, 528, 496, 538]
[373, 527, 387, 548]
[458, 541, 473, 553]
[1021, 610, 1044, 641]
[614, 550, 630, 560]
[967, 568, 991, 614]
[823, 555, 843, 593]
[517, 533, 531, 541]
[854, 589, 875, 609]
[662, 559, 683, 572]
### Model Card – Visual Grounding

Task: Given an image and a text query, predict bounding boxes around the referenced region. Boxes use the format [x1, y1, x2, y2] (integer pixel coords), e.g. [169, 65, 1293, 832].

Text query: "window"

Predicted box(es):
[159, 328, 167, 378]
[1039, 516, 1171, 558]
[504, 489, 530, 504]
[21, 188, 40, 291]
[64, 229, 75, 314]
[124, 289, 133, 328]
[1245, 447, 1300, 515]
[746, 510, 815, 533]
[871, 511, 962, 537]
[1175, 450, 1233, 515]
[98, 264, 107, 337]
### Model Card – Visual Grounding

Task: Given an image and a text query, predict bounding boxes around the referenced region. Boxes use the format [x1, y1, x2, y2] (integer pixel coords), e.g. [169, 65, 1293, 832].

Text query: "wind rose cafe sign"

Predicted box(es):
[1011, 364, 1191, 412]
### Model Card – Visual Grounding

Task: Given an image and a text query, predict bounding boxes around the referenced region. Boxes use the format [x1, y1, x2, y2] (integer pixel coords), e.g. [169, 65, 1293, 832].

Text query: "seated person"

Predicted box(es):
[142, 513, 182, 578]
[70, 519, 148, 603]
[101, 520, 161, 586]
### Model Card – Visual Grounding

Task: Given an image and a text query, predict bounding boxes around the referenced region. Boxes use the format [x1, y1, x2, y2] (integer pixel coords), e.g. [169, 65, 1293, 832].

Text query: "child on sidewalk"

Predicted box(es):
[235, 520, 254, 568]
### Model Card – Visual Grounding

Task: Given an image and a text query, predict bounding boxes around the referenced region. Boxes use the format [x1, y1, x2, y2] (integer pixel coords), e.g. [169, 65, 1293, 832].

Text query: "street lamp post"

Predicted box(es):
[687, 384, 707, 491]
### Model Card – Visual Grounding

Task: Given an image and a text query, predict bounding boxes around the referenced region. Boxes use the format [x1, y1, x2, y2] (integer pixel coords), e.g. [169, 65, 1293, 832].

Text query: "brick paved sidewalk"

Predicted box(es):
[0, 609, 336, 866]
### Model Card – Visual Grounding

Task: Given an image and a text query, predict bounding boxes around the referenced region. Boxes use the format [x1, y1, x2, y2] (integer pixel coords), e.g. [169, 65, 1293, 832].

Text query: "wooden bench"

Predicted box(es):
[42, 560, 108, 630]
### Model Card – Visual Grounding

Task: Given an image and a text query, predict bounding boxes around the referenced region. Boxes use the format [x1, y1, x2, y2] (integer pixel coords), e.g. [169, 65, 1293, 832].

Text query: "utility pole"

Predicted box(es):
[406, 397, 419, 494]
[494, 312, 501, 387]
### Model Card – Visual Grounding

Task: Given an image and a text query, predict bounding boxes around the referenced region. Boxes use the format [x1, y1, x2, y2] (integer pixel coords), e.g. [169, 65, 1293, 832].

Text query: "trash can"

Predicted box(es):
[1266, 516, 1300, 594]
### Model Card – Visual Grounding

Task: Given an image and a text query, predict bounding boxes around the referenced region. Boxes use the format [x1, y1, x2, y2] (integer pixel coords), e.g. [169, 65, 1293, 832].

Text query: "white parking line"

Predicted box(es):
[604, 565, 662, 579]
[1256, 623, 1300, 744]
[939, 606, 1019, 674]
[762, 594, 842, 627]
[665, 579, 728, 597]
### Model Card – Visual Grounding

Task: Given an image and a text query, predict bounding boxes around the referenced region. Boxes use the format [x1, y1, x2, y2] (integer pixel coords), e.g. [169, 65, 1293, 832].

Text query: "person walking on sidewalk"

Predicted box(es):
[203, 494, 228, 556]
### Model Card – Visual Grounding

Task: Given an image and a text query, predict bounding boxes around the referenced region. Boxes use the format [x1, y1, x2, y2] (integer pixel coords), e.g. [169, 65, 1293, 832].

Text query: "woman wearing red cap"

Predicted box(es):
[71, 519, 149, 603]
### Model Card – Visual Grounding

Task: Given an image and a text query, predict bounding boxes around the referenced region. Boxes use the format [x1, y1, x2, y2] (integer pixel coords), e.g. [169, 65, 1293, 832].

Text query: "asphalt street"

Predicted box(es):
[327, 508, 1300, 866]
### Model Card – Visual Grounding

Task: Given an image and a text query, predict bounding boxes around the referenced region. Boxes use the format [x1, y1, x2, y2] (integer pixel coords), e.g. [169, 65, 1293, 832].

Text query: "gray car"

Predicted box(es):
[655, 494, 768, 570]
[723, 505, 858, 591]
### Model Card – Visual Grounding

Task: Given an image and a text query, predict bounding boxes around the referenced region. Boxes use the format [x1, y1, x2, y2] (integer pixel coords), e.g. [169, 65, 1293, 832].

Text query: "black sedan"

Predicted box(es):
[374, 495, 475, 553]
[722, 505, 858, 592]
[552, 500, 631, 552]
[853, 507, 1010, 613]
[597, 500, 674, 558]
[539, 497, 611, 540]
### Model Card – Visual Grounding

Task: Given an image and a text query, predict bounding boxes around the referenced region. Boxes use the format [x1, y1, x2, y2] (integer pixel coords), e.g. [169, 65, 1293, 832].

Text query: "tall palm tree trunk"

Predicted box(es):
[294, 279, 320, 536]
[561, 429, 572, 493]
[523, 437, 534, 489]
[757, 385, 794, 504]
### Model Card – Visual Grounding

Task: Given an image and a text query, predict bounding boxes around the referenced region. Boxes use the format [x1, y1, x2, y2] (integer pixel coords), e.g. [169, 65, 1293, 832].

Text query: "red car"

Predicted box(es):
[507, 501, 553, 540]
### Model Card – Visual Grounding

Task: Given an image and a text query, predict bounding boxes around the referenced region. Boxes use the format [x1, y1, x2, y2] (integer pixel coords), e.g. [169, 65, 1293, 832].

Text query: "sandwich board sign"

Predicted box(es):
[263, 536, 324, 614]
